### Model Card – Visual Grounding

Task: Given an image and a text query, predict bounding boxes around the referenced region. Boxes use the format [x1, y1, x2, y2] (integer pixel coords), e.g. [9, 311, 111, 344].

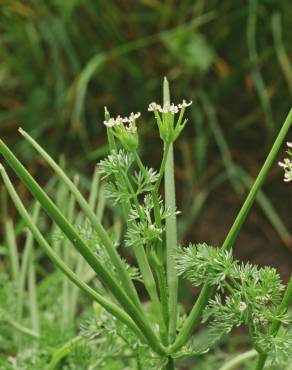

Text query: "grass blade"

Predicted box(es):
[0, 143, 166, 355]
[0, 164, 145, 343]
[18, 128, 141, 309]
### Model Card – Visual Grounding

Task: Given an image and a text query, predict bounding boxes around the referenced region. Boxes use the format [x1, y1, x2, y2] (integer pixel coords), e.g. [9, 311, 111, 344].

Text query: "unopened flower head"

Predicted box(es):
[279, 141, 292, 182]
[148, 99, 192, 143]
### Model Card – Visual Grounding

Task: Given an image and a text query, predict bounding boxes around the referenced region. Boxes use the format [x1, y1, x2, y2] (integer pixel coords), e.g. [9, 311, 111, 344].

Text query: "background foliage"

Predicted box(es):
[1, 0, 291, 276]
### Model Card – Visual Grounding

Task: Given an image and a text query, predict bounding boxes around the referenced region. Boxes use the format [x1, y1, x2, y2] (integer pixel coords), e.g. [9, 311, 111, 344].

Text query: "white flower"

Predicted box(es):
[278, 158, 292, 169]
[279, 142, 292, 182]
[103, 118, 116, 127]
[284, 171, 292, 182]
[125, 112, 141, 123]
[103, 112, 140, 128]
[115, 115, 124, 125]
[178, 99, 192, 108]
[148, 99, 192, 114]
[148, 102, 161, 112]
[158, 103, 179, 114]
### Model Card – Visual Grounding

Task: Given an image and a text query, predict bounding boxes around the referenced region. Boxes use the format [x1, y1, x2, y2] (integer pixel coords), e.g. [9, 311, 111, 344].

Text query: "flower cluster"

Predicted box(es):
[104, 112, 141, 133]
[147, 100, 192, 114]
[148, 100, 192, 143]
[278, 142, 292, 182]
[102, 98, 192, 150]
[103, 112, 141, 151]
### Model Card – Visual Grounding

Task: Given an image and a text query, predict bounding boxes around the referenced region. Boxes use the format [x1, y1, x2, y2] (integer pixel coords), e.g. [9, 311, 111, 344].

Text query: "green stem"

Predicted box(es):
[219, 350, 257, 370]
[17, 203, 40, 325]
[155, 141, 171, 192]
[18, 128, 141, 309]
[6, 319, 40, 339]
[0, 149, 166, 356]
[121, 170, 167, 338]
[163, 78, 178, 344]
[171, 107, 292, 352]
[165, 356, 175, 370]
[133, 150, 169, 342]
[48, 336, 83, 370]
[222, 109, 292, 251]
[254, 276, 292, 370]
[62, 178, 77, 329]
[5, 218, 19, 281]
[28, 251, 40, 334]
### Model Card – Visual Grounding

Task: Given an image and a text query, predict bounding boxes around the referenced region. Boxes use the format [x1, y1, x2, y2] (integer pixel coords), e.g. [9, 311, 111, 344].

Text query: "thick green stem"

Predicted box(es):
[163, 78, 178, 344]
[254, 276, 292, 370]
[171, 107, 292, 353]
[165, 356, 175, 370]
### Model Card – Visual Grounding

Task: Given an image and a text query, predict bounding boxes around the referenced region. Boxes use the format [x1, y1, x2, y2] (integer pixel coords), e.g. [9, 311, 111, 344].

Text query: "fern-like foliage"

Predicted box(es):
[98, 150, 134, 179]
[176, 243, 291, 364]
[98, 150, 159, 206]
[176, 243, 234, 289]
[79, 305, 168, 369]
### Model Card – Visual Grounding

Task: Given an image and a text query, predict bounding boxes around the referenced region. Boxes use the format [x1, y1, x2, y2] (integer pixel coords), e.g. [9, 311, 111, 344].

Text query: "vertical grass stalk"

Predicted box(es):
[163, 77, 178, 343]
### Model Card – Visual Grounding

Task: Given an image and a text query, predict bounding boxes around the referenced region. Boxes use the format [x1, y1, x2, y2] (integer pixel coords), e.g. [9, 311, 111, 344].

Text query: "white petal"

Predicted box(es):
[104, 118, 116, 127]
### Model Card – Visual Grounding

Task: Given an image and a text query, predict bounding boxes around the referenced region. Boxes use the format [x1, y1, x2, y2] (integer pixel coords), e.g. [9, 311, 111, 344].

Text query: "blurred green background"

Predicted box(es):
[1, 0, 292, 279]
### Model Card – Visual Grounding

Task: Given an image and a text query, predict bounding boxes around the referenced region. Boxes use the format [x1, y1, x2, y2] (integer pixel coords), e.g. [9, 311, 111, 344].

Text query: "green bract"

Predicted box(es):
[148, 100, 192, 143]
[103, 110, 140, 151]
